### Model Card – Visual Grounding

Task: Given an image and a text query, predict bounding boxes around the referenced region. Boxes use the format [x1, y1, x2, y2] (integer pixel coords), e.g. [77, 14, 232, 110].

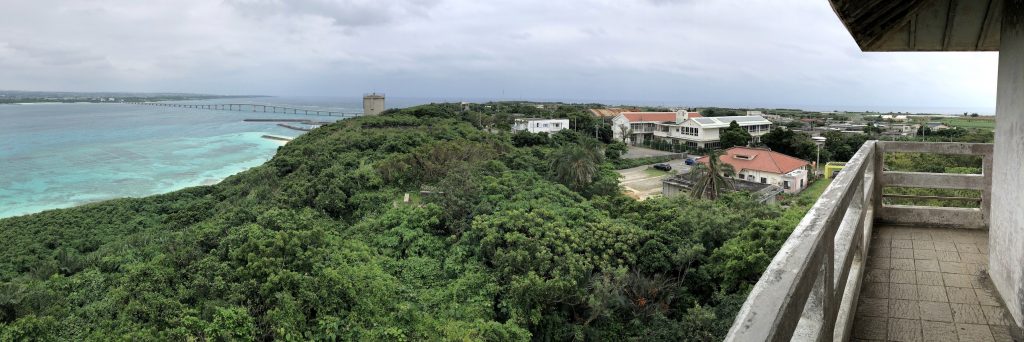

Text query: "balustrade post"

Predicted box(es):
[982, 151, 993, 227]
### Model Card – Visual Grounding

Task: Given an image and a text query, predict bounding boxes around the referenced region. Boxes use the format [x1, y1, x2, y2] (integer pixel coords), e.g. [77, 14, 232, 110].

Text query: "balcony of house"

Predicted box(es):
[629, 123, 659, 133]
[725, 141, 1023, 341]
[652, 128, 673, 138]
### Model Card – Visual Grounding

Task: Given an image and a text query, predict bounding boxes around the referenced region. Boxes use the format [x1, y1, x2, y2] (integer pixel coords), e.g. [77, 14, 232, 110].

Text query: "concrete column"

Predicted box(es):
[990, 0, 1024, 327]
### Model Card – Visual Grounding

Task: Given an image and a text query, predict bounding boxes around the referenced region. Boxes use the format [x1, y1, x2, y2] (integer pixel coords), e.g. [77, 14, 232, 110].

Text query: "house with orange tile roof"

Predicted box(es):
[611, 111, 691, 145]
[697, 147, 811, 194]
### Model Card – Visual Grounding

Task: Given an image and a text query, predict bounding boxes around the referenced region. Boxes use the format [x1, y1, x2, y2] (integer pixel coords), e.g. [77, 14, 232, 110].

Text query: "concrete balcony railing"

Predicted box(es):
[725, 141, 995, 341]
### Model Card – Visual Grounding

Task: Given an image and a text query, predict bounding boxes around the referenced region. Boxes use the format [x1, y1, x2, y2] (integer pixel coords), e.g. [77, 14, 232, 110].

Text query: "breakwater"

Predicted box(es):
[261, 135, 293, 142]
[277, 123, 312, 132]
[243, 118, 309, 122]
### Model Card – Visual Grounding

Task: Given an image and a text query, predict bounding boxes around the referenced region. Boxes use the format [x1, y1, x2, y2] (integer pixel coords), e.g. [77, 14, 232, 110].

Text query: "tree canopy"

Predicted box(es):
[719, 121, 752, 149]
[0, 103, 827, 341]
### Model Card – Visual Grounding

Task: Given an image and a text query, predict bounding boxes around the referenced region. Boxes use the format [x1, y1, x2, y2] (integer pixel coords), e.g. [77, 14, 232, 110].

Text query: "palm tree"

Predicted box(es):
[688, 150, 735, 200]
[550, 141, 603, 191]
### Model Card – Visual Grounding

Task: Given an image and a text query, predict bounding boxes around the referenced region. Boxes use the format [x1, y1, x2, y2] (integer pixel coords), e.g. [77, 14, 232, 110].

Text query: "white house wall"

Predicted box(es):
[733, 168, 808, 194]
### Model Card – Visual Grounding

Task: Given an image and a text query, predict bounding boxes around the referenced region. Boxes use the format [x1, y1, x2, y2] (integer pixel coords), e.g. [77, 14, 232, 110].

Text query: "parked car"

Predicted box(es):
[684, 158, 696, 165]
[653, 163, 672, 171]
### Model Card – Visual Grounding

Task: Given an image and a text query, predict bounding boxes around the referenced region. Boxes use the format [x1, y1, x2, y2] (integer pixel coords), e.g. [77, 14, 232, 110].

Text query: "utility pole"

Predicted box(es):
[816, 144, 821, 176]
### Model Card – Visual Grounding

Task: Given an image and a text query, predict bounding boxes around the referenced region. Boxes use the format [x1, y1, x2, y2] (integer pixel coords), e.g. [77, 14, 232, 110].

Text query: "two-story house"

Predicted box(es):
[612, 111, 772, 149]
[511, 118, 570, 134]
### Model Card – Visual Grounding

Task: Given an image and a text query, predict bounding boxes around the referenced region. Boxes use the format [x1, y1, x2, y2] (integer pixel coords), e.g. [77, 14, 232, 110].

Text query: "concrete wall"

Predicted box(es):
[663, 182, 685, 198]
[782, 169, 809, 194]
[990, 0, 1024, 327]
[735, 168, 806, 193]
[732, 168, 807, 194]
[701, 126, 721, 141]
[611, 115, 629, 142]
[736, 169, 775, 185]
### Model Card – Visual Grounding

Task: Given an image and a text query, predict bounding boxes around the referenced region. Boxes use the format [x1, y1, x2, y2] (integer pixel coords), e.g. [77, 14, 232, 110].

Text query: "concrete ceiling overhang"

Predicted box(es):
[828, 0, 1003, 51]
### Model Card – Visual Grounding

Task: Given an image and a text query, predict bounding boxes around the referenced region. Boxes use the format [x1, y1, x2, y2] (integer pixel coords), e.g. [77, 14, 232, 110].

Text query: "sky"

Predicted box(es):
[0, 0, 1000, 112]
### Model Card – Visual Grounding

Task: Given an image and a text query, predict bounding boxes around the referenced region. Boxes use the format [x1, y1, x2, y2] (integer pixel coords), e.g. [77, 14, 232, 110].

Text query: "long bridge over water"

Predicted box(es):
[125, 102, 361, 118]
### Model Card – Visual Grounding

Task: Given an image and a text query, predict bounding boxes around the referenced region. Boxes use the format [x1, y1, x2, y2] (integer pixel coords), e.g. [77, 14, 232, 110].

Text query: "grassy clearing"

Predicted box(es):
[942, 118, 995, 130]
[779, 177, 832, 207]
[642, 167, 673, 177]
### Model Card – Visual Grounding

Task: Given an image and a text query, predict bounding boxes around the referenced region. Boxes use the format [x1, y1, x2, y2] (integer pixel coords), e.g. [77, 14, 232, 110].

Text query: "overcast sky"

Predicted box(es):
[0, 0, 999, 112]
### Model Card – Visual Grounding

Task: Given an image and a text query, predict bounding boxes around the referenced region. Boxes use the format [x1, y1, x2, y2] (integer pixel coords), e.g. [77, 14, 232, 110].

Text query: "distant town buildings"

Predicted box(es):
[926, 122, 951, 130]
[747, 110, 791, 123]
[512, 118, 570, 134]
[611, 111, 772, 149]
[826, 123, 869, 134]
[880, 114, 909, 121]
[362, 93, 385, 116]
[698, 147, 811, 194]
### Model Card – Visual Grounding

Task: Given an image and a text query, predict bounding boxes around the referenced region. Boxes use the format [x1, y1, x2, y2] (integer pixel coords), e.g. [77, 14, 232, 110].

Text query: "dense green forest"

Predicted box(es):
[0, 103, 828, 341]
[759, 123, 992, 208]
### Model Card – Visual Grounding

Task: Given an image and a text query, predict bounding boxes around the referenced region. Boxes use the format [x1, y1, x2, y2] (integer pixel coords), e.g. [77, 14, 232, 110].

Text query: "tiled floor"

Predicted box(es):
[852, 226, 1023, 342]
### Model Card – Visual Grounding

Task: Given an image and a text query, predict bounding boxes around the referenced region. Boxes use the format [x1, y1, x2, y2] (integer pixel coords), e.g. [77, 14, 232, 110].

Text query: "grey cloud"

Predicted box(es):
[0, 0, 998, 112]
[2, 42, 107, 67]
[226, 0, 441, 27]
[644, 0, 697, 5]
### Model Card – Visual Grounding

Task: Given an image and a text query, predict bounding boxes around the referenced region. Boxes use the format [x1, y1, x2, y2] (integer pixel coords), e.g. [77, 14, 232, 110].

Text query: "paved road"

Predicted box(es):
[621, 146, 682, 159]
[616, 159, 693, 200]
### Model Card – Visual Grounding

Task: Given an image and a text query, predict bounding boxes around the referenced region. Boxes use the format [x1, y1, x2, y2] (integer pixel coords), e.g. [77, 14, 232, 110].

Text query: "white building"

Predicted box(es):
[886, 123, 919, 136]
[880, 114, 909, 121]
[512, 118, 570, 134]
[612, 111, 772, 149]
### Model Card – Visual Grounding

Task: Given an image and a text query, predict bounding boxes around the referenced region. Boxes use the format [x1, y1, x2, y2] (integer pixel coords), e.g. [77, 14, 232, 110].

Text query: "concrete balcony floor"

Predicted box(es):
[852, 226, 1020, 341]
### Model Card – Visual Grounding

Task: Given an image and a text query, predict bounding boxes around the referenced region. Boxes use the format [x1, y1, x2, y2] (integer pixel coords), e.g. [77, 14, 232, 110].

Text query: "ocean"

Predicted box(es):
[2, 95, 988, 218]
[0, 97, 426, 218]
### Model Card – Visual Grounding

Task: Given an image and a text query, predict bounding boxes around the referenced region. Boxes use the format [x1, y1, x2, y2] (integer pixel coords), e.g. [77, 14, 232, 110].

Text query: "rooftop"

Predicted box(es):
[698, 147, 810, 175]
[620, 112, 678, 123]
[691, 115, 771, 128]
[827, 0, 1002, 51]
[589, 108, 635, 118]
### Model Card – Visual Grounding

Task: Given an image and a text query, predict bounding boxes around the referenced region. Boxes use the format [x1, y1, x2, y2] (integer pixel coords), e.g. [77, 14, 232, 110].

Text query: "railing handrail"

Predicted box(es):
[875, 141, 993, 229]
[726, 141, 994, 341]
[726, 141, 875, 341]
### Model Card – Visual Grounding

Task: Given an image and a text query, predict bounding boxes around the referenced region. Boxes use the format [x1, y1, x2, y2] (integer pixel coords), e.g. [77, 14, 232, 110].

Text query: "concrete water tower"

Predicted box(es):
[362, 93, 385, 116]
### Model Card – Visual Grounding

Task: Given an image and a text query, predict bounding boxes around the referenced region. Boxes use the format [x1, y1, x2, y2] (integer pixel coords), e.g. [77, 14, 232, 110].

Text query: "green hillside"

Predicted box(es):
[0, 104, 814, 341]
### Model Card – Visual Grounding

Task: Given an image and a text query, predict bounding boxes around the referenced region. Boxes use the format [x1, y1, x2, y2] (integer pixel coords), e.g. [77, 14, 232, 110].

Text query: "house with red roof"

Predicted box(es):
[697, 147, 811, 194]
[611, 111, 693, 146]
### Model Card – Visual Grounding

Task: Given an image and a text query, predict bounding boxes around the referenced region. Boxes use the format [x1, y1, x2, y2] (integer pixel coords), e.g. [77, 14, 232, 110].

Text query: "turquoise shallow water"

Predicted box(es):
[0, 102, 328, 218]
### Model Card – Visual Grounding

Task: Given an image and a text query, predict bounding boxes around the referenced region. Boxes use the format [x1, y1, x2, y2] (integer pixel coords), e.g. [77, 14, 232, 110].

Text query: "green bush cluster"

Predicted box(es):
[0, 104, 822, 341]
